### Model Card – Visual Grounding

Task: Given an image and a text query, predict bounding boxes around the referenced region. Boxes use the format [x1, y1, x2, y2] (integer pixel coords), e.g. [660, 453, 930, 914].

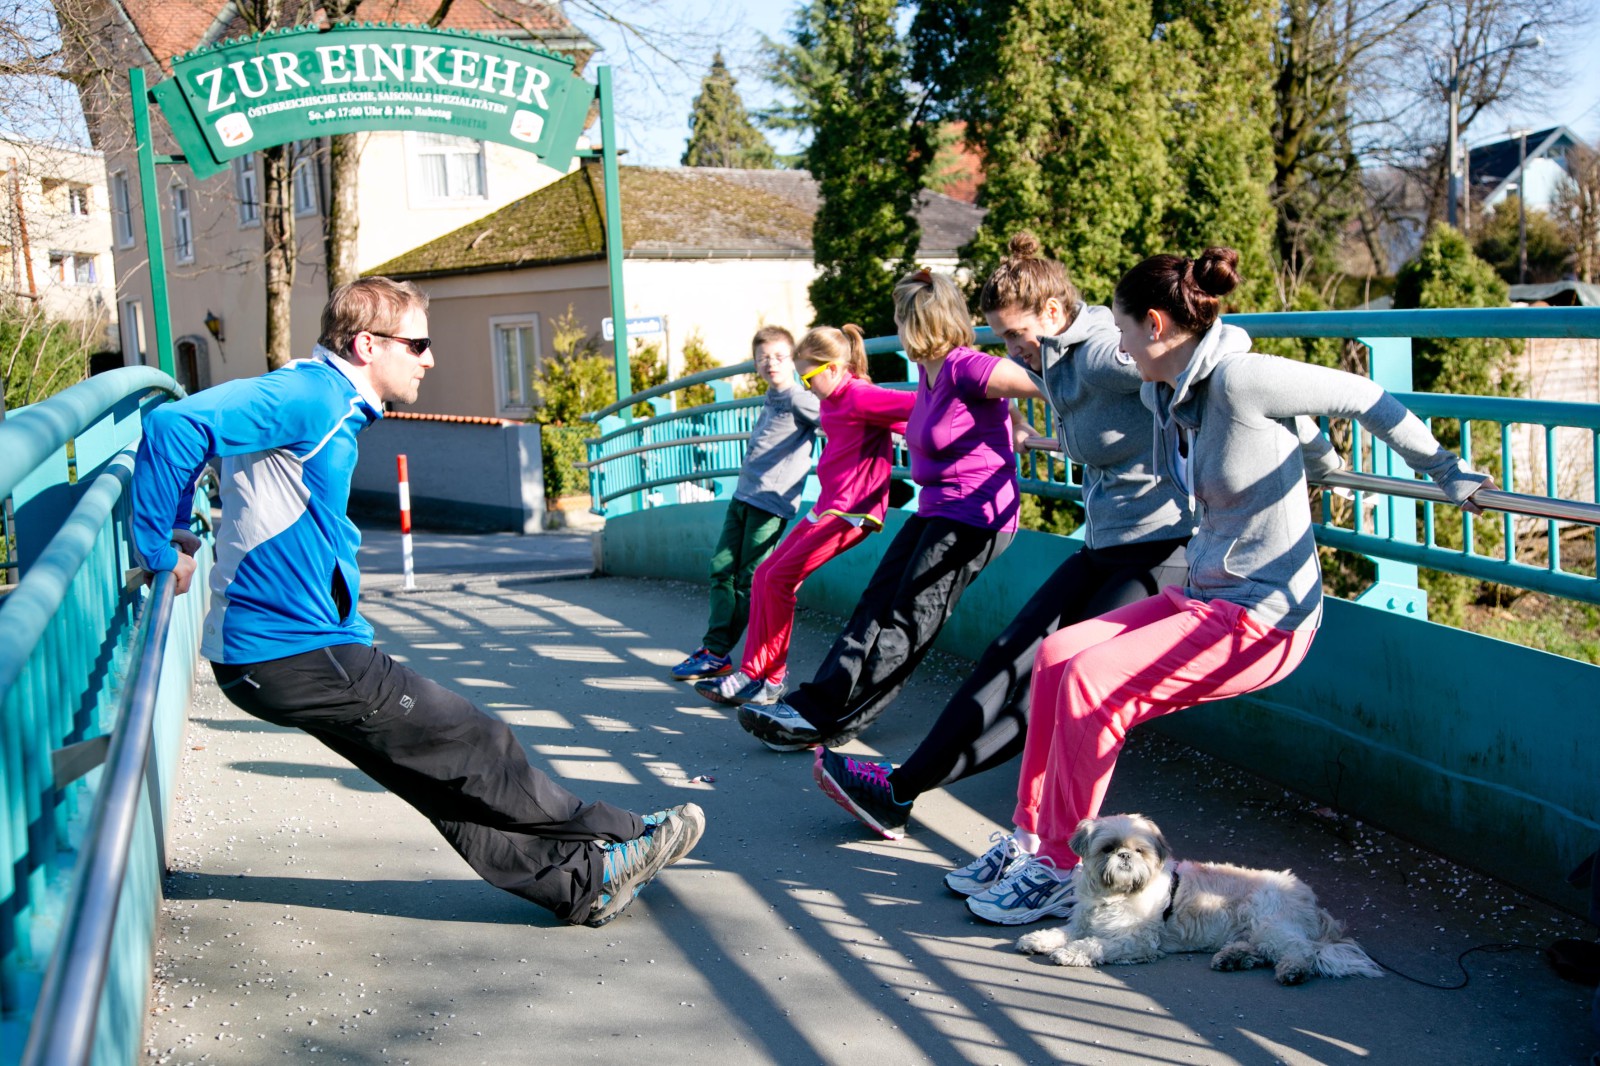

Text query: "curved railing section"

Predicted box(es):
[582, 307, 1600, 607]
[0, 367, 211, 1066]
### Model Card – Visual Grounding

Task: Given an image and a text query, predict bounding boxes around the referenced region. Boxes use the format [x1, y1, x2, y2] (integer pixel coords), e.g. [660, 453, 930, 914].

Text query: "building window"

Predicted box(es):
[67, 185, 90, 216]
[48, 251, 97, 285]
[410, 133, 486, 201]
[292, 141, 319, 217]
[490, 315, 541, 415]
[120, 299, 146, 365]
[234, 155, 259, 226]
[109, 171, 134, 247]
[172, 184, 194, 263]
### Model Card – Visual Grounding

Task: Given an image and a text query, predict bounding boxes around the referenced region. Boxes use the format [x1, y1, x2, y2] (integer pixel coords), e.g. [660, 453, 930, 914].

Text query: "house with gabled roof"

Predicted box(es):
[1467, 126, 1583, 215]
[55, 0, 590, 393]
[370, 163, 986, 420]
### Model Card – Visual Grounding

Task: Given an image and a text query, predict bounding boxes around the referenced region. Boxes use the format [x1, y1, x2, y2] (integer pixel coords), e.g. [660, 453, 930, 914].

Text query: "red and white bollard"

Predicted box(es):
[397, 453, 415, 591]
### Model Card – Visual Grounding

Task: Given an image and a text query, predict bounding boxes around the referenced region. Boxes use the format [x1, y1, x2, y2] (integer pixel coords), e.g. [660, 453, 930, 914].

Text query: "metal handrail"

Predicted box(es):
[0, 452, 136, 698]
[585, 359, 757, 423]
[1015, 436, 1600, 527]
[19, 569, 177, 1066]
[0, 367, 178, 501]
[577, 432, 757, 470]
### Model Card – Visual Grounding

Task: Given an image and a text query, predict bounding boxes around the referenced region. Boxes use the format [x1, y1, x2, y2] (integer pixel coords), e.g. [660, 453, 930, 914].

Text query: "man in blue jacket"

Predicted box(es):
[132, 277, 702, 928]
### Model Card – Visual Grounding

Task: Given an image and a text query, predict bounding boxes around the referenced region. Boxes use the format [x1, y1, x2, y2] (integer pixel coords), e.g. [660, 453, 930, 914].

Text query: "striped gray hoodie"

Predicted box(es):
[1142, 321, 1487, 631]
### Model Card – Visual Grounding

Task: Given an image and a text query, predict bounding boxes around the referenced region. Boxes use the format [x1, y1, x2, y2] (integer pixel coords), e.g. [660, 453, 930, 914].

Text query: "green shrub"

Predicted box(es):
[1, 298, 100, 410]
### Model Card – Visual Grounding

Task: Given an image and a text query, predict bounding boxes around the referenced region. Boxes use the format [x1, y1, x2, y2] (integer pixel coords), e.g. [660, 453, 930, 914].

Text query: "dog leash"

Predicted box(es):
[1162, 868, 1181, 922]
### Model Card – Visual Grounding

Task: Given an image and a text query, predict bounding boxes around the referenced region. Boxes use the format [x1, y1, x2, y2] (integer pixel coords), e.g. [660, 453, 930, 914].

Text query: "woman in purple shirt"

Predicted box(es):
[739, 268, 1042, 751]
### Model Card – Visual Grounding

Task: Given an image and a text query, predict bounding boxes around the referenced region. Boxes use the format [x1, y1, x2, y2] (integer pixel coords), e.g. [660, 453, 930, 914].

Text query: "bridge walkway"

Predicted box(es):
[143, 528, 1594, 1065]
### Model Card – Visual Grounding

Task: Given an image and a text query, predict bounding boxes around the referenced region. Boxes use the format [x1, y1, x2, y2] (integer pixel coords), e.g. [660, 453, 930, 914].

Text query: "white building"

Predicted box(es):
[0, 133, 117, 341]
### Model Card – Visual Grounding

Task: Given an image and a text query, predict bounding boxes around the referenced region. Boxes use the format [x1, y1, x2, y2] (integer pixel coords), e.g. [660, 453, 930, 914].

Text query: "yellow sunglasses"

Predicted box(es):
[799, 361, 836, 388]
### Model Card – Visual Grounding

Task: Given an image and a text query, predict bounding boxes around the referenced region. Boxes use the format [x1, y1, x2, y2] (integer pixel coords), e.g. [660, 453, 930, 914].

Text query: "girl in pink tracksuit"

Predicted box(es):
[695, 325, 916, 707]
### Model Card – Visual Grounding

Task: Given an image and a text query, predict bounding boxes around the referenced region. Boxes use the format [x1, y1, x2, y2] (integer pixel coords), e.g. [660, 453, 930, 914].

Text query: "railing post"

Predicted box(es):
[708, 380, 739, 501]
[596, 414, 632, 517]
[647, 396, 677, 507]
[1354, 337, 1426, 616]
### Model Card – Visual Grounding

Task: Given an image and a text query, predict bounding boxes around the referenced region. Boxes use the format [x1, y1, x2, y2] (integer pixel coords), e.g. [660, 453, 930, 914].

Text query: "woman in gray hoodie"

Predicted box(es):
[965, 246, 1493, 926]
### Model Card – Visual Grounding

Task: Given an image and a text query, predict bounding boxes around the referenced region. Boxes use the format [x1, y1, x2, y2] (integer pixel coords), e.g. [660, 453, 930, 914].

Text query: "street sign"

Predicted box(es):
[152, 24, 595, 178]
[602, 315, 666, 341]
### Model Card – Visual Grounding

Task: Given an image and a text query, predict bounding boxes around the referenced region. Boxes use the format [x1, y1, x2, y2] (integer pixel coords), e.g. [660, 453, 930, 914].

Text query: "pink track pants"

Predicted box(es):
[1012, 585, 1316, 865]
[741, 514, 871, 684]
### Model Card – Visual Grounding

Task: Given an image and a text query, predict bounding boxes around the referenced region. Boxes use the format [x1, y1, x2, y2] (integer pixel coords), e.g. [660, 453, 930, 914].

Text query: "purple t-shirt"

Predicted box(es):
[906, 346, 1020, 532]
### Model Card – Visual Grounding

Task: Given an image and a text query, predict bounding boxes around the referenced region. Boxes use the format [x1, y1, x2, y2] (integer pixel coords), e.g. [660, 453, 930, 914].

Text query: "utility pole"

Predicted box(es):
[1444, 36, 1542, 230]
[1517, 128, 1529, 284]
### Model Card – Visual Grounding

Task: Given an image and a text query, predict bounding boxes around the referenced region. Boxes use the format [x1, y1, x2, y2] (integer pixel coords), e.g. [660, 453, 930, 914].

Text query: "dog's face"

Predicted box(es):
[1070, 814, 1172, 897]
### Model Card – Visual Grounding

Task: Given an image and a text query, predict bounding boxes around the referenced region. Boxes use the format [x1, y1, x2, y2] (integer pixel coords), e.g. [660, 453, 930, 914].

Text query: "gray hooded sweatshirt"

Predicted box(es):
[1018, 305, 1339, 551]
[733, 384, 821, 520]
[1019, 304, 1191, 549]
[1142, 321, 1487, 632]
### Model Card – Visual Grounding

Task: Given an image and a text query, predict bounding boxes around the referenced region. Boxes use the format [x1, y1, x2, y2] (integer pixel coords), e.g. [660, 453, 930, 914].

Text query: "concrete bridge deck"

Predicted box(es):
[144, 529, 1597, 1065]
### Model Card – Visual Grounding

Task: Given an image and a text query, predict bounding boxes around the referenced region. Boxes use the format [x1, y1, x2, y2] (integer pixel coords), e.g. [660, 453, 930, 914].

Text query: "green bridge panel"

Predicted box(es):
[599, 501, 1600, 913]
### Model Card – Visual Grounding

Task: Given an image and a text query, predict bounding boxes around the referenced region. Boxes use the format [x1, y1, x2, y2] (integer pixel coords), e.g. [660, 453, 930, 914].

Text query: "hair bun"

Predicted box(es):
[1007, 231, 1043, 259]
[1192, 247, 1241, 298]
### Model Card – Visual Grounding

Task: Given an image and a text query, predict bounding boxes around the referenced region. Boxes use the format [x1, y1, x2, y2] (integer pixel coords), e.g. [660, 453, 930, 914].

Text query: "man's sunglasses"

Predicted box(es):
[368, 332, 432, 356]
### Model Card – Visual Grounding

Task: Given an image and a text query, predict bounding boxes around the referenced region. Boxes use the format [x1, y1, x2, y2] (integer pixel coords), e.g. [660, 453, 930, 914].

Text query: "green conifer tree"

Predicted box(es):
[682, 52, 777, 169]
[913, 0, 1170, 303]
[768, 0, 928, 341]
[1155, 0, 1276, 309]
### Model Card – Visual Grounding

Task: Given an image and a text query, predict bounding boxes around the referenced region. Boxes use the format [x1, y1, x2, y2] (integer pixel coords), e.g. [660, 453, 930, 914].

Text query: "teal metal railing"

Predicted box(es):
[0, 368, 210, 1065]
[582, 308, 1600, 608]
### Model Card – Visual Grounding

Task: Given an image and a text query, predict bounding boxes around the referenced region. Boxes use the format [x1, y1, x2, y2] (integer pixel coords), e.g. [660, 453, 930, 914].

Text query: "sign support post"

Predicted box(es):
[598, 66, 629, 407]
[129, 67, 175, 380]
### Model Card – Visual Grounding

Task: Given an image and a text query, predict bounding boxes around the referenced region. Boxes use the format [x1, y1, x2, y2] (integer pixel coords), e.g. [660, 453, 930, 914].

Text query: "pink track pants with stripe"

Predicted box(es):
[741, 514, 870, 684]
[1013, 585, 1316, 865]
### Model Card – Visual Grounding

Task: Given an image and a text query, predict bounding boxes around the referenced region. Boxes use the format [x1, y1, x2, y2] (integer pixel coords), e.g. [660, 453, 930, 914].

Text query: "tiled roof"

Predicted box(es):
[372, 164, 986, 279]
[386, 410, 519, 425]
[120, 0, 584, 70]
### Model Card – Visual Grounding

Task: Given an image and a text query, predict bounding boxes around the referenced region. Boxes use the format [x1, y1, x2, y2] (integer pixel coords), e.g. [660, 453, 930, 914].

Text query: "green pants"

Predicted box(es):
[703, 498, 788, 656]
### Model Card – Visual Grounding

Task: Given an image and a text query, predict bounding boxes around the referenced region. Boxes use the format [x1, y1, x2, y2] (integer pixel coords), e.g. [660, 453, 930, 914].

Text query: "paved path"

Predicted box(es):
[146, 531, 1597, 1065]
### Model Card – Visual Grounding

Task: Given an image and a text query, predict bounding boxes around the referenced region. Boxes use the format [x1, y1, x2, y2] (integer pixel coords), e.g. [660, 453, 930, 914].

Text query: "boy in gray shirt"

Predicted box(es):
[672, 327, 822, 680]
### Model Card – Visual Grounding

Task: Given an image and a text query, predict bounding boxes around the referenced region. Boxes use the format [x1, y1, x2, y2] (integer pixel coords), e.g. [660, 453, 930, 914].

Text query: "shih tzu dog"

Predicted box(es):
[1015, 813, 1382, 985]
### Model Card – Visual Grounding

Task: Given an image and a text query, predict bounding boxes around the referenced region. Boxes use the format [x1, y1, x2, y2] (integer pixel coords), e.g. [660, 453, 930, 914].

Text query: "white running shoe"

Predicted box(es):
[944, 830, 1032, 896]
[965, 855, 1077, 925]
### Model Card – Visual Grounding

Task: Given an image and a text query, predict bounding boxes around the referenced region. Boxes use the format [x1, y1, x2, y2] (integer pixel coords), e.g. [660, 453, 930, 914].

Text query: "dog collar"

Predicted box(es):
[1162, 869, 1181, 922]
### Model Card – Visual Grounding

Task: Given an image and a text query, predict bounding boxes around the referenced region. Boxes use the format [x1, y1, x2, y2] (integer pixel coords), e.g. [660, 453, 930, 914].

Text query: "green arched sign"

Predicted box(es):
[133, 23, 635, 405]
[151, 24, 595, 178]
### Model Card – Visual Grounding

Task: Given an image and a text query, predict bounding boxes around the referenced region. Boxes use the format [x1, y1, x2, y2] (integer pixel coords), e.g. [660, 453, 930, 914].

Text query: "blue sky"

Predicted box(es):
[573, 0, 803, 166]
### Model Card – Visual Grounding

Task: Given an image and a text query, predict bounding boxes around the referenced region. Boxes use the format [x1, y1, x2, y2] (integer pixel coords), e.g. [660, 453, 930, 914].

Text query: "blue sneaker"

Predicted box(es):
[582, 802, 706, 927]
[945, 831, 1032, 896]
[737, 698, 823, 752]
[671, 648, 732, 681]
[694, 670, 784, 707]
[964, 854, 1076, 925]
[814, 747, 911, 839]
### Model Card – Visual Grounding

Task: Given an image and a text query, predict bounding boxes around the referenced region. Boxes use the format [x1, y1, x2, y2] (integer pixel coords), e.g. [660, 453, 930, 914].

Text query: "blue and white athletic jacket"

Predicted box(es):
[132, 349, 384, 664]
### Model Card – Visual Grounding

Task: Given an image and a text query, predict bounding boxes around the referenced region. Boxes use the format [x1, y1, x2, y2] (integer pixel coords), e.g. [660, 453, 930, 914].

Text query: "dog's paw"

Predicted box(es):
[1016, 928, 1068, 955]
[1274, 957, 1314, 986]
[1046, 946, 1095, 968]
[1211, 942, 1265, 972]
